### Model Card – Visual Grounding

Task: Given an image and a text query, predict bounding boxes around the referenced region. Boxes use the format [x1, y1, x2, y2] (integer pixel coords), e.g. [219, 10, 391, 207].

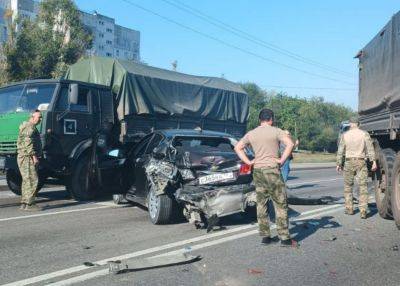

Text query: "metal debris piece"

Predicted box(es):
[108, 253, 201, 274]
[83, 262, 100, 267]
[247, 268, 264, 275]
[291, 240, 300, 248]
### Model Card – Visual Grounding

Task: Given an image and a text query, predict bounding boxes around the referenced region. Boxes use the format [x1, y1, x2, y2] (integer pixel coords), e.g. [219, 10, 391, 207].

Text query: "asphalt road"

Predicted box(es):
[0, 168, 399, 286]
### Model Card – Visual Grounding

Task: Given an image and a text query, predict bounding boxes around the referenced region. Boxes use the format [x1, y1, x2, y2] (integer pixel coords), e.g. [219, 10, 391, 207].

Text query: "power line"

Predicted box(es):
[164, 0, 353, 77]
[261, 85, 356, 91]
[119, 0, 355, 86]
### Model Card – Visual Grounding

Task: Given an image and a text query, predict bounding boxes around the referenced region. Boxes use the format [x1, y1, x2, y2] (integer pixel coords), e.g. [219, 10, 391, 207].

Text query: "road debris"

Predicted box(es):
[107, 253, 201, 274]
[247, 268, 264, 275]
[291, 240, 300, 248]
[392, 245, 399, 251]
[322, 235, 337, 242]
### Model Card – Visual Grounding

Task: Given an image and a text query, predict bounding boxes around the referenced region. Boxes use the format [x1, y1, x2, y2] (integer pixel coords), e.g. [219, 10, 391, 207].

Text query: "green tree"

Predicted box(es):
[1, 0, 92, 83]
[240, 82, 355, 152]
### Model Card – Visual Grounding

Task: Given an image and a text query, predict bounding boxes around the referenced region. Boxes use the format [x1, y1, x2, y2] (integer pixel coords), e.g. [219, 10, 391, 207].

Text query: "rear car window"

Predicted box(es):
[172, 136, 234, 153]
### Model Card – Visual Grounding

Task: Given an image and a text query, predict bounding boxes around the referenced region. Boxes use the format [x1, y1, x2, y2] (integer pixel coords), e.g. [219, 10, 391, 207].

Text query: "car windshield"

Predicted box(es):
[0, 83, 56, 114]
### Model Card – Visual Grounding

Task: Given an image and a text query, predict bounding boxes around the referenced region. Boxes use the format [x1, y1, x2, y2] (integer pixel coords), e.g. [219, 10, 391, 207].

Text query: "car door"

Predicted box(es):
[51, 84, 95, 156]
[134, 133, 164, 198]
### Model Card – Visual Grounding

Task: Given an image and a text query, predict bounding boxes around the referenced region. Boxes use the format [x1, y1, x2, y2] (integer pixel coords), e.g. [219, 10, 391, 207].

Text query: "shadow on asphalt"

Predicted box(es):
[290, 216, 341, 242]
[288, 184, 318, 190]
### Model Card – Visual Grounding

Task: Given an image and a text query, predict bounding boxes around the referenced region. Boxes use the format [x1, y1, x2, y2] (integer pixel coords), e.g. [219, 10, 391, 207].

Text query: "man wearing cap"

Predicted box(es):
[17, 110, 43, 211]
[336, 116, 377, 218]
[235, 108, 294, 246]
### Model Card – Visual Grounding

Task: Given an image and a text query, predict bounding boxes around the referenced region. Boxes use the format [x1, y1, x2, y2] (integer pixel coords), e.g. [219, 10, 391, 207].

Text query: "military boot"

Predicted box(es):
[25, 204, 42, 212]
[360, 210, 368, 219]
[345, 208, 354, 215]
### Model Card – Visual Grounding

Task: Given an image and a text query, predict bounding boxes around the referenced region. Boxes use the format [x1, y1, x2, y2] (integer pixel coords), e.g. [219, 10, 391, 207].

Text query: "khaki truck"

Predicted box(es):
[356, 11, 400, 228]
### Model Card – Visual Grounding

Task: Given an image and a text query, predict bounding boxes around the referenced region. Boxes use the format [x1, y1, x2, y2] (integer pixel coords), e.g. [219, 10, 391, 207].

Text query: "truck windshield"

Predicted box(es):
[0, 83, 56, 114]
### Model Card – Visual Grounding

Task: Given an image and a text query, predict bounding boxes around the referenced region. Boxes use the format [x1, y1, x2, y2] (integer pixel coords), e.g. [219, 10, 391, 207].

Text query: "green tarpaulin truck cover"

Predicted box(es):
[357, 11, 400, 115]
[65, 57, 248, 124]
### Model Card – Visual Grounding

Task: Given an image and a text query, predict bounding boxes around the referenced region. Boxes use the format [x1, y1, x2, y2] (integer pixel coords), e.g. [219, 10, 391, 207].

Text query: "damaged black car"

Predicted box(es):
[114, 129, 255, 226]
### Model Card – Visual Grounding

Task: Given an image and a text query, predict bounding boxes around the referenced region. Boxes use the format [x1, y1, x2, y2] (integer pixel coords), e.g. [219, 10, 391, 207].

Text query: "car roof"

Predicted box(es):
[156, 129, 233, 139]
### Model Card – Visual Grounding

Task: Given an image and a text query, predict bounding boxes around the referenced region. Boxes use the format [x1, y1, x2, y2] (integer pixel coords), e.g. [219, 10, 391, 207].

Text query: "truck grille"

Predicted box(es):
[0, 141, 17, 153]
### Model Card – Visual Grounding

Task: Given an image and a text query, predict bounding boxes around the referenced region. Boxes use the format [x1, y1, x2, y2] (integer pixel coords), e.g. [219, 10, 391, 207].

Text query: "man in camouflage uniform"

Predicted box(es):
[17, 110, 43, 211]
[235, 108, 294, 246]
[336, 116, 377, 219]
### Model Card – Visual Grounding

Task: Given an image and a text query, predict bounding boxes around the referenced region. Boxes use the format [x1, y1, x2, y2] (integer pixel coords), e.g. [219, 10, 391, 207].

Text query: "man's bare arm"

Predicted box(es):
[279, 136, 294, 165]
[234, 140, 253, 166]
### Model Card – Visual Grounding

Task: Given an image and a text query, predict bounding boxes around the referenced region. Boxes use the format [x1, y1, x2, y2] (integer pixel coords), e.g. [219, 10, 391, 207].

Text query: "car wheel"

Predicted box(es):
[147, 183, 174, 225]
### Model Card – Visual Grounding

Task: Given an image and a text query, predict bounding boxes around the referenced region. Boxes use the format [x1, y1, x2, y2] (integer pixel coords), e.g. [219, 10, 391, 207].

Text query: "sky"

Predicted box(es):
[75, 0, 400, 110]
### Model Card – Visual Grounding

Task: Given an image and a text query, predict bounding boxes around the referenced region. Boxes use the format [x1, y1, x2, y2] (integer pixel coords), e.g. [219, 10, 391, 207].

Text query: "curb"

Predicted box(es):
[291, 163, 336, 171]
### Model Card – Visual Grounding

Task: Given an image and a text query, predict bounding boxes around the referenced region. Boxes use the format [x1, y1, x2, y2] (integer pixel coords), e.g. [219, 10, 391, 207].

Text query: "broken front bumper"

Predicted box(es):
[175, 183, 256, 219]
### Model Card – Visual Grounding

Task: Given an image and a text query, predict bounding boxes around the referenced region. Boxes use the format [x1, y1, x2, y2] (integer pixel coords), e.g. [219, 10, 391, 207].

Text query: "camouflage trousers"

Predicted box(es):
[17, 156, 38, 205]
[253, 168, 290, 240]
[343, 159, 369, 212]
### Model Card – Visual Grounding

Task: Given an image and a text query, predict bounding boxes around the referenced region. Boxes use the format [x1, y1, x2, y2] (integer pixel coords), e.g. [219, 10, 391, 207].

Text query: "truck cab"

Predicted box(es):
[0, 79, 120, 200]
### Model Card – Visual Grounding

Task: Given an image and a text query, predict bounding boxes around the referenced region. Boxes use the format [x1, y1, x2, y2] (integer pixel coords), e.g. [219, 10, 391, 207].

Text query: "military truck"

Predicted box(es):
[0, 57, 249, 201]
[356, 11, 400, 228]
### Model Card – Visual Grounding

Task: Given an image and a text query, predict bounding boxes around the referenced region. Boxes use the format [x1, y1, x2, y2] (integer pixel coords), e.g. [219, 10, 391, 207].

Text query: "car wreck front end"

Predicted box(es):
[143, 132, 256, 228]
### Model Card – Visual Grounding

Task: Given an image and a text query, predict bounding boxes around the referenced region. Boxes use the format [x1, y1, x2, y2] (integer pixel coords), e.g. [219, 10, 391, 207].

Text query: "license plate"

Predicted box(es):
[0, 157, 5, 169]
[199, 172, 234, 185]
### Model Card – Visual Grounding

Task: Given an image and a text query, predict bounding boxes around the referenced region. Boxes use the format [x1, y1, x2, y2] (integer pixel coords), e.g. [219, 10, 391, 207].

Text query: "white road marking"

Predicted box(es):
[1, 204, 344, 286]
[0, 205, 112, 222]
[46, 205, 346, 286]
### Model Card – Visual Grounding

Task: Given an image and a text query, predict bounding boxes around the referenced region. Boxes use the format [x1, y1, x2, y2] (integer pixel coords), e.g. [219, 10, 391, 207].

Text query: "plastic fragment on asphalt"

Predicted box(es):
[392, 245, 399, 251]
[322, 235, 337, 242]
[83, 262, 100, 267]
[247, 268, 264, 275]
[107, 253, 201, 274]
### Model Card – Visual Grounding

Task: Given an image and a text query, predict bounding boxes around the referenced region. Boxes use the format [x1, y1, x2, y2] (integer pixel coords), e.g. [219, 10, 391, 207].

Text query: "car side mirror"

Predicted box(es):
[68, 84, 79, 105]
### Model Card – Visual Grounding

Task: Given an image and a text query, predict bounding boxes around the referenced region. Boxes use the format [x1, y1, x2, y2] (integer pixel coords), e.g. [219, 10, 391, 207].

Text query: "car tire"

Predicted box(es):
[6, 168, 45, 196]
[67, 154, 97, 201]
[391, 153, 400, 229]
[373, 147, 395, 219]
[146, 183, 174, 225]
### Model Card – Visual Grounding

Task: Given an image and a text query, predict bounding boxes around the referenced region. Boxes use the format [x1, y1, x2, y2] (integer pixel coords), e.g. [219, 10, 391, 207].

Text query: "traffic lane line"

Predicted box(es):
[0, 201, 134, 222]
[41, 205, 346, 286]
[0, 204, 343, 286]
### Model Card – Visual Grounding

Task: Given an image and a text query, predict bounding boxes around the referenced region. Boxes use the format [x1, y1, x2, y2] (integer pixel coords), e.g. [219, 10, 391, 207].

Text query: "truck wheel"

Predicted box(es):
[391, 153, 400, 229]
[6, 169, 22, 195]
[146, 183, 174, 225]
[6, 169, 45, 196]
[373, 148, 395, 219]
[67, 154, 97, 201]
